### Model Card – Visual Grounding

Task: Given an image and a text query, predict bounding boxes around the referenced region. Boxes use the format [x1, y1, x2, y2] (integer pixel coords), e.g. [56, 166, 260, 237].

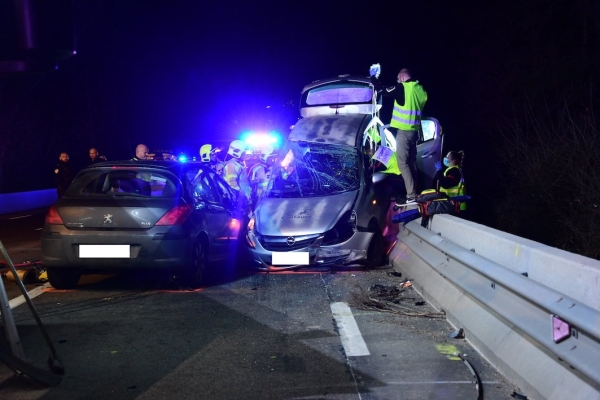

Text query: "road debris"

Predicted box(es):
[454, 351, 483, 400]
[449, 328, 465, 339]
[349, 284, 445, 318]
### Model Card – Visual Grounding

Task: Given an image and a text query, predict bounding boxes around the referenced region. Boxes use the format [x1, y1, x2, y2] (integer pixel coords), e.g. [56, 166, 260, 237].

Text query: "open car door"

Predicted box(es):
[416, 117, 443, 192]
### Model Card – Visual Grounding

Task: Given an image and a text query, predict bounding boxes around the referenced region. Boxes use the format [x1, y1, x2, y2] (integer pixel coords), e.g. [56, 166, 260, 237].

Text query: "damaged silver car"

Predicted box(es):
[245, 75, 442, 270]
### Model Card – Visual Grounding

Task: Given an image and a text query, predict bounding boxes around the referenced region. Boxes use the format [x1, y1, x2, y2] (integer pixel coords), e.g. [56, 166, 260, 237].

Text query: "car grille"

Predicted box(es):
[258, 234, 320, 251]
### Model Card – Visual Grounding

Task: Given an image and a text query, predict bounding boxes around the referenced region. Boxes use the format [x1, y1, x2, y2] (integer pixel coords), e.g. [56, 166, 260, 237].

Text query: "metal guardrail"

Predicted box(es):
[392, 219, 600, 399]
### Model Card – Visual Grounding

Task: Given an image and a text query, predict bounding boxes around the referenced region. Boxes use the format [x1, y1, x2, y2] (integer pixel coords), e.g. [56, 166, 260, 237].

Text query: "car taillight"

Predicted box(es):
[156, 204, 193, 226]
[45, 205, 64, 225]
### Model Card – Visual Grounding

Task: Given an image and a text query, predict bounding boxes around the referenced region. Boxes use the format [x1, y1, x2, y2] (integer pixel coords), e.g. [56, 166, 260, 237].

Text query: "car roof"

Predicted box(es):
[301, 75, 372, 93]
[82, 160, 212, 174]
[288, 114, 369, 147]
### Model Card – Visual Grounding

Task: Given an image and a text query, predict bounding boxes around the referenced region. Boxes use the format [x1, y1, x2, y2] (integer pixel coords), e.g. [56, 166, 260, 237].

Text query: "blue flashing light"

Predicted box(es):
[178, 155, 188, 162]
[243, 132, 280, 148]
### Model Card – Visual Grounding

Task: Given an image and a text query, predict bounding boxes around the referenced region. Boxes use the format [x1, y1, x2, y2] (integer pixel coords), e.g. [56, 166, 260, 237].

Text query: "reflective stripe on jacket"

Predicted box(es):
[390, 81, 428, 131]
[224, 159, 251, 199]
[440, 165, 466, 210]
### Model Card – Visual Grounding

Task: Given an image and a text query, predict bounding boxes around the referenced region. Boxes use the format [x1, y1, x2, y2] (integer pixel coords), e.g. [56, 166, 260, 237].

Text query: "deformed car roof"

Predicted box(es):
[288, 114, 368, 147]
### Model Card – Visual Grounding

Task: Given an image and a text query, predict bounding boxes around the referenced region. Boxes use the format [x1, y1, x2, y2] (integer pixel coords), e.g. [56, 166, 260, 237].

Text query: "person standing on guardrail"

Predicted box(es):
[54, 152, 74, 197]
[434, 150, 466, 211]
[369, 64, 428, 206]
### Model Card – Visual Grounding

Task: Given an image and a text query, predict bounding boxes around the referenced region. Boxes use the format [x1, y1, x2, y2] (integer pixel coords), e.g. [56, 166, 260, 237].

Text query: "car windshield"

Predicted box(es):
[65, 169, 179, 198]
[266, 141, 359, 198]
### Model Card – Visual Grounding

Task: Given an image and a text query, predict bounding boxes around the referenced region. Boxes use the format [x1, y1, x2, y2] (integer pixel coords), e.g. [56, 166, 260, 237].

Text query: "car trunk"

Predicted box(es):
[56, 198, 179, 229]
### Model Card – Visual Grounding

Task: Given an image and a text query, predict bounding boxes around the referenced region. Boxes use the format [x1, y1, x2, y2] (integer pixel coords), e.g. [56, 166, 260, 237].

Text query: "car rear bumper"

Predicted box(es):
[245, 230, 373, 271]
[41, 228, 192, 271]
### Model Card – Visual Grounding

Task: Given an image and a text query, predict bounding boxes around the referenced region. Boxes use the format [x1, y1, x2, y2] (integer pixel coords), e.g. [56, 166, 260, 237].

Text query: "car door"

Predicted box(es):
[416, 117, 443, 192]
[186, 166, 232, 262]
[375, 118, 443, 193]
[206, 171, 247, 258]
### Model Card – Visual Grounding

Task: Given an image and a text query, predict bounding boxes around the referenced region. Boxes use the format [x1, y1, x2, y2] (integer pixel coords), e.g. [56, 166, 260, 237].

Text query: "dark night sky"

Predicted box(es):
[1, 0, 599, 221]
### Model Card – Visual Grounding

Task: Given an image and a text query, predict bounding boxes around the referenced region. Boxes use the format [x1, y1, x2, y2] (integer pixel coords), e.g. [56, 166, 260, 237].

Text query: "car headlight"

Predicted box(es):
[322, 210, 357, 246]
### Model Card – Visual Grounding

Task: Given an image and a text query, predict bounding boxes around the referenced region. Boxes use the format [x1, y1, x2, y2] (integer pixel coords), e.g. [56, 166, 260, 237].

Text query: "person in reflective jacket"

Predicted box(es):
[247, 146, 276, 209]
[200, 144, 225, 176]
[223, 140, 252, 201]
[434, 150, 466, 211]
[370, 64, 428, 206]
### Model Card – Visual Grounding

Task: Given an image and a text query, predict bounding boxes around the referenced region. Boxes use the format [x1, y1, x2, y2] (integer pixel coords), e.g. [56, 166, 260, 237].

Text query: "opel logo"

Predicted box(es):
[286, 237, 295, 246]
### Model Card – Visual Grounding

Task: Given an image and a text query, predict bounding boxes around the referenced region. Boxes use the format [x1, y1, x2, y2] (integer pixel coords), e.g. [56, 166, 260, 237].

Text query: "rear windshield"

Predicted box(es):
[306, 83, 373, 106]
[65, 169, 179, 198]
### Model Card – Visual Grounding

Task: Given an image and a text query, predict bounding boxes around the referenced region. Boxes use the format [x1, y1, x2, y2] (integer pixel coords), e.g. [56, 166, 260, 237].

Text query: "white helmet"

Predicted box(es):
[227, 140, 247, 159]
[259, 146, 275, 163]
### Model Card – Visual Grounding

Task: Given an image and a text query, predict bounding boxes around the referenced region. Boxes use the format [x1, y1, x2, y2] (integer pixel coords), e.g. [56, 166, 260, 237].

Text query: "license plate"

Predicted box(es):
[79, 245, 130, 258]
[272, 252, 309, 265]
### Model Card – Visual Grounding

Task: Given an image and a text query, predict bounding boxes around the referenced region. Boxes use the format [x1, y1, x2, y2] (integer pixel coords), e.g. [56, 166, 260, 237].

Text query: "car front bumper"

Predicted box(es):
[245, 230, 374, 271]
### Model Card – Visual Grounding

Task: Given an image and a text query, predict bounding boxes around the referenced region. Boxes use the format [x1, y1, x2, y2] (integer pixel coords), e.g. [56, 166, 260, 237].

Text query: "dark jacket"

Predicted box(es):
[54, 160, 74, 197]
[370, 76, 417, 106]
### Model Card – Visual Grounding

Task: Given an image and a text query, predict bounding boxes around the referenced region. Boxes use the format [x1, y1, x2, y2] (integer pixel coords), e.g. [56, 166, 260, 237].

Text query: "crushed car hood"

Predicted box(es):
[255, 191, 357, 236]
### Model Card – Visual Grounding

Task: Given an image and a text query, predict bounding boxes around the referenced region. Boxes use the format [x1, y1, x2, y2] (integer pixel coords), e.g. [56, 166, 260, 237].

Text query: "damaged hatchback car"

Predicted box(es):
[245, 75, 443, 270]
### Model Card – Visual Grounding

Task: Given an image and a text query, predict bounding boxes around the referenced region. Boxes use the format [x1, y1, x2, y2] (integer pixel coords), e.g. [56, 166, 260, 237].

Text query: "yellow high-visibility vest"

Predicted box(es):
[440, 165, 466, 211]
[390, 81, 428, 131]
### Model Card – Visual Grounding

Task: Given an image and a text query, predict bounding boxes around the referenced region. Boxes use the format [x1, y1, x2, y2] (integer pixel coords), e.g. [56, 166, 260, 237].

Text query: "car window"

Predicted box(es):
[66, 169, 178, 198]
[306, 82, 373, 106]
[212, 173, 237, 204]
[421, 120, 436, 142]
[190, 170, 217, 203]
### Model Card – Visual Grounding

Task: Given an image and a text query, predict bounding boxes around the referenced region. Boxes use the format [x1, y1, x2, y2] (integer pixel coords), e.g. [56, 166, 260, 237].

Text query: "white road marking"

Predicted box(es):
[9, 283, 51, 309]
[9, 214, 32, 220]
[330, 302, 370, 357]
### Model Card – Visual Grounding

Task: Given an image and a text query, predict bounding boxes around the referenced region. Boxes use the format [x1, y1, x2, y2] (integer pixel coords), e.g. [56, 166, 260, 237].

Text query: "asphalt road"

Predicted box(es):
[0, 209, 521, 399]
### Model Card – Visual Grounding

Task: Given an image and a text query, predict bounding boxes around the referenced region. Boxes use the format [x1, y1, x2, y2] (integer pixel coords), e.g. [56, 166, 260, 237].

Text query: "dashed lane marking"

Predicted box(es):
[9, 282, 51, 309]
[331, 301, 370, 357]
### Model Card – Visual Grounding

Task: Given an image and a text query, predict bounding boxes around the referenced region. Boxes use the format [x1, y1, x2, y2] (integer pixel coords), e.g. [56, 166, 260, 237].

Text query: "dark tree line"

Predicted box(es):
[453, 0, 600, 258]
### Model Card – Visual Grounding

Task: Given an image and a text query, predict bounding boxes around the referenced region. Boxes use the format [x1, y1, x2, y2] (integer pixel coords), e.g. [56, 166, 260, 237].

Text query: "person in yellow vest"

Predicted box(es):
[434, 150, 466, 211]
[370, 64, 428, 206]
[367, 126, 405, 202]
[223, 140, 252, 202]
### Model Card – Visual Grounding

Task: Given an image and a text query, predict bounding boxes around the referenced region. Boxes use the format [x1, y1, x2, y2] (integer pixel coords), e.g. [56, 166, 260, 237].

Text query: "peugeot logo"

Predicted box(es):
[103, 214, 113, 224]
[286, 237, 295, 246]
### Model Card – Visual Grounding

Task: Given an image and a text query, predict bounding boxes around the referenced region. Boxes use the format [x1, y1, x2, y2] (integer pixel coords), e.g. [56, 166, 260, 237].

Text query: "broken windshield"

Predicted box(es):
[266, 141, 359, 198]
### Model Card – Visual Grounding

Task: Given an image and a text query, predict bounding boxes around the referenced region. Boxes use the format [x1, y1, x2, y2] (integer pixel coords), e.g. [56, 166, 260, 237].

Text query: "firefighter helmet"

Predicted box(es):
[227, 140, 247, 159]
[199, 144, 213, 163]
[259, 146, 275, 163]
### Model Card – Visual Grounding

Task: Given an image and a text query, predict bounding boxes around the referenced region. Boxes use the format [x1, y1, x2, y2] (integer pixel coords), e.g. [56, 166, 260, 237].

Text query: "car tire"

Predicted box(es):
[365, 231, 384, 269]
[182, 240, 207, 288]
[47, 268, 81, 289]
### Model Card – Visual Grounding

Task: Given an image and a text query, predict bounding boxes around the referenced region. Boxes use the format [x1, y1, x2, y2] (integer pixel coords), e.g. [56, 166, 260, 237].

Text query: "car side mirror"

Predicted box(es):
[372, 171, 387, 184]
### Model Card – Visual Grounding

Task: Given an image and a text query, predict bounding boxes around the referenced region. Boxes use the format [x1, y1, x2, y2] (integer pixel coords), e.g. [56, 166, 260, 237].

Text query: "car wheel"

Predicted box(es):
[47, 268, 81, 289]
[365, 231, 384, 269]
[183, 240, 207, 288]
